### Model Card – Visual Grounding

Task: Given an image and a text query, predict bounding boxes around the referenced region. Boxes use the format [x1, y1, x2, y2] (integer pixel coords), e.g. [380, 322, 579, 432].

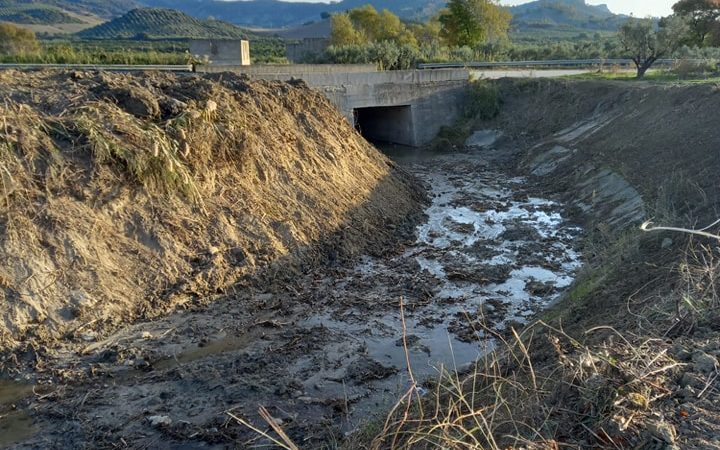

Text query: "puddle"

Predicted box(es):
[0, 411, 37, 448]
[301, 151, 582, 429]
[0, 380, 36, 449]
[153, 332, 263, 371]
[0, 380, 34, 407]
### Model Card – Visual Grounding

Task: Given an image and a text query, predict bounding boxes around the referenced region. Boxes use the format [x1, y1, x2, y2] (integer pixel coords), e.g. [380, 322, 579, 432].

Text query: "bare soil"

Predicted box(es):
[1, 142, 584, 449]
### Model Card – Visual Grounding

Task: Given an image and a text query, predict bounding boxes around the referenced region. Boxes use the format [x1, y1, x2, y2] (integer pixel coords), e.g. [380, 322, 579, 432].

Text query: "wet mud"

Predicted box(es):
[3, 147, 582, 449]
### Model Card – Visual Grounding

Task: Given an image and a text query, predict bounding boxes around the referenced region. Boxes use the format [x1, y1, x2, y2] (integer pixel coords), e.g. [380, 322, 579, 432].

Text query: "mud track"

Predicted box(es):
[1, 141, 582, 449]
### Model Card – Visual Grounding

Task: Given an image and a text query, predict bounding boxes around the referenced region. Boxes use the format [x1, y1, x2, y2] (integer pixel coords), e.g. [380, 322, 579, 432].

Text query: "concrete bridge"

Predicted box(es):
[197, 65, 471, 147]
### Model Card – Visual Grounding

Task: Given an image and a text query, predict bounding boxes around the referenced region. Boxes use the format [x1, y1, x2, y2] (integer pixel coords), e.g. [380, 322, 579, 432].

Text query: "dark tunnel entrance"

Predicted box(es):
[354, 105, 416, 147]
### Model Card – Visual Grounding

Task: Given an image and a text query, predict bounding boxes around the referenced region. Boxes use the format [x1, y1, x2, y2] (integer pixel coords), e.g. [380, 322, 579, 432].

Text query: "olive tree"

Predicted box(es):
[618, 16, 687, 78]
[672, 0, 720, 46]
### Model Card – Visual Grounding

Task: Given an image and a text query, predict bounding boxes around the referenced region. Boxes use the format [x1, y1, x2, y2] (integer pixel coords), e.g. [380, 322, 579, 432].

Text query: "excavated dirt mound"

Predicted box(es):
[0, 70, 424, 355]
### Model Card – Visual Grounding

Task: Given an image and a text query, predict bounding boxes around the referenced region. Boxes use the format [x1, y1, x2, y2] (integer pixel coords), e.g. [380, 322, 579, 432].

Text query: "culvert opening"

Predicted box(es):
[354, 105, 415, 147]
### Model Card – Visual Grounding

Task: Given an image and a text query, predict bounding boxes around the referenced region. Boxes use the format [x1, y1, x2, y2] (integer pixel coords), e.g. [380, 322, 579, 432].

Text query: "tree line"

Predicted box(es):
[323, 0, 720, 76]
[1, 0, 720, 73]
[618, 0, 720, 77]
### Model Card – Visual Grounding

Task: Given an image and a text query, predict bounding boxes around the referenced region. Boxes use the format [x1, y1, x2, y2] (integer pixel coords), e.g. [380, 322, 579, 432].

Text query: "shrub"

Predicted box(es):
[466, 80, 501, 120]
[0, 23, 39, 56]
[672, 59, 718, 79]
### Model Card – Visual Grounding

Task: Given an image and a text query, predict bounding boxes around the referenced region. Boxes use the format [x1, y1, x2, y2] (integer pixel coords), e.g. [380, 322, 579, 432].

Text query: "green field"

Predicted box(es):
[0, 37, 287, 65]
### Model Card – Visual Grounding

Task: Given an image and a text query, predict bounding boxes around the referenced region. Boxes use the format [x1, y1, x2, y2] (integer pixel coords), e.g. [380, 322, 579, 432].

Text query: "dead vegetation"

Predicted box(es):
[0, 70, 424, 358]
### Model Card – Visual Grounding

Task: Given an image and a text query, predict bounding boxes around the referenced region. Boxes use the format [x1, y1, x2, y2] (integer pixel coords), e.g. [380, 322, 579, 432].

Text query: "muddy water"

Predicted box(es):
[298, 150, 581, 429]
[13, 148, 583, 448]
[0, 380, 36, 448]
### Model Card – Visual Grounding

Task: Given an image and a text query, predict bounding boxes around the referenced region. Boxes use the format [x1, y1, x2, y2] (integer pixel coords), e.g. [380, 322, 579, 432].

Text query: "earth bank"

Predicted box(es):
[376, 78, 720, 450]
[0, 70, 424, 357]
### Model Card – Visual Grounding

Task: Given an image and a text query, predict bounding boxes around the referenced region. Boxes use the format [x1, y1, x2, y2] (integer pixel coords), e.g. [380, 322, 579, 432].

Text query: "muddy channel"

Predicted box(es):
[2, 146, 583, 449]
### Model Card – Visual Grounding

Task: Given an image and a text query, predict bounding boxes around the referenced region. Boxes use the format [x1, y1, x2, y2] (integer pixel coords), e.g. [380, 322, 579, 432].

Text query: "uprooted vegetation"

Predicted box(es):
[0, 70, 424, 357]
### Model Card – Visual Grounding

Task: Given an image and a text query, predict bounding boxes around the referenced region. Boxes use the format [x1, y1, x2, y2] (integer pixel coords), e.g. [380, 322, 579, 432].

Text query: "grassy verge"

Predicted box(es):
[565, 69, 720, 84]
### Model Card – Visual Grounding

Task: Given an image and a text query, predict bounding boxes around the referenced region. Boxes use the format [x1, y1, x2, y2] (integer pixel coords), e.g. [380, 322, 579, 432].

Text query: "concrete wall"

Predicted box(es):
[303, 69, 470, 147]
[189, 40, 250, 66]
[195, 66, 470, 147]
[286, 38, 330, 63]
[245, 68, 468, 86]
[196, 64, 377, 74]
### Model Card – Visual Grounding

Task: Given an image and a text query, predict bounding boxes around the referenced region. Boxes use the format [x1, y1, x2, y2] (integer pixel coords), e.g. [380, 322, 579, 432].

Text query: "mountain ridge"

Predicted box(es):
[0, 0, 630, 36]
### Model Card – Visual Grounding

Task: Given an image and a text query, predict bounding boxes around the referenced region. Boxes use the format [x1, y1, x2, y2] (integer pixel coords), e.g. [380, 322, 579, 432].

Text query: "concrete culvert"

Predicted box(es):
[354, 105, 415, 146]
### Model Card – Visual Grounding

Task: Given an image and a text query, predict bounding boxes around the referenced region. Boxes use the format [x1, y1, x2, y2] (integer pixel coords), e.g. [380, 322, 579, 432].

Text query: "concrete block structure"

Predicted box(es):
[286, 38, 330, 63]
[189, 39, 250, 66]
[196, 64, 470, 147]
[242, 69, 471, 147]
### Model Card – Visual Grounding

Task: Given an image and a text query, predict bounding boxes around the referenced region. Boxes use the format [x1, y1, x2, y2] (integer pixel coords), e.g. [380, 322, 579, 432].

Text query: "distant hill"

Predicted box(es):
[0, 0, 629, 39]
[0, 5, 82, 24]
[0, 0, 141, 19]
[509, 0, 628, 33]
[141, 0, 447, 28]
[78, 8, 250, 40]
[140, 0, 629, 31]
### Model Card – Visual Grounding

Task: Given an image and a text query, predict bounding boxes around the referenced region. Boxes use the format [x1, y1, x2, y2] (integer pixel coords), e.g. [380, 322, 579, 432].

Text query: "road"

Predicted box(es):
[472, 69, 595, 79]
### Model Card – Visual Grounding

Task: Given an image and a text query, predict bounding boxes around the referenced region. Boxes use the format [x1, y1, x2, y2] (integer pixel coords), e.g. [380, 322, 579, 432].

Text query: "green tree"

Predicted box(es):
[330, 5, 418, 47]
[672, 0, 720, 46]
[330, 13, 364, 46]
[409, 17, 442, 46]
[439, 0, 512, 48]
[376, 9, 405, 41]
[618, 16, 688, 78]
[0, 23, 40, 56]
[348, 5, 381, 41]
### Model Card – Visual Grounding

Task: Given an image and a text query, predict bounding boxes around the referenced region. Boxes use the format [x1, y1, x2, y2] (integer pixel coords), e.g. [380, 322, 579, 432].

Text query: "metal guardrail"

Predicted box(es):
[417, 59, 689, 69]
[0, 63, 194, 72]
[0, 60, 705, 72]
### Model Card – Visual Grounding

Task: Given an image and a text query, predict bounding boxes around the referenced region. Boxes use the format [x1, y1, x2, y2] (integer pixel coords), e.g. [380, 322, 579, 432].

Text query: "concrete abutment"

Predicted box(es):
[196, 66, 471, 147]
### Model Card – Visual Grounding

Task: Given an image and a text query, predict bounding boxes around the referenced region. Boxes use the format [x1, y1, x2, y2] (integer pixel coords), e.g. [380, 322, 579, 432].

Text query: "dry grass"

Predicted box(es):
[73, 102, 201, 201]
[223, 286, 703, 450]
[364, 320, 684, 450]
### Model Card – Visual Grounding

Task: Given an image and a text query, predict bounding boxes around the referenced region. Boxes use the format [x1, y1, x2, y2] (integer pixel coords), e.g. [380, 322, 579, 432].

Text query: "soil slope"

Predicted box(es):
[494, 79, 720, 228]
[0, 70, 424, 356]
[470, 79, 720, 449]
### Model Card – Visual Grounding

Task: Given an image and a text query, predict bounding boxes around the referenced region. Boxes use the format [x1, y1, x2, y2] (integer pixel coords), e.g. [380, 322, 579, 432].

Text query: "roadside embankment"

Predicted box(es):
[492, 79, 720, 332]
[0, 70, 425, 356]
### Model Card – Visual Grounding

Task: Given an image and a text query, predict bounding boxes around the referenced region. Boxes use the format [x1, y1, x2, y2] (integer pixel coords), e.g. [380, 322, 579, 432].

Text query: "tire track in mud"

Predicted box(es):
[6, 148, 582, 449]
